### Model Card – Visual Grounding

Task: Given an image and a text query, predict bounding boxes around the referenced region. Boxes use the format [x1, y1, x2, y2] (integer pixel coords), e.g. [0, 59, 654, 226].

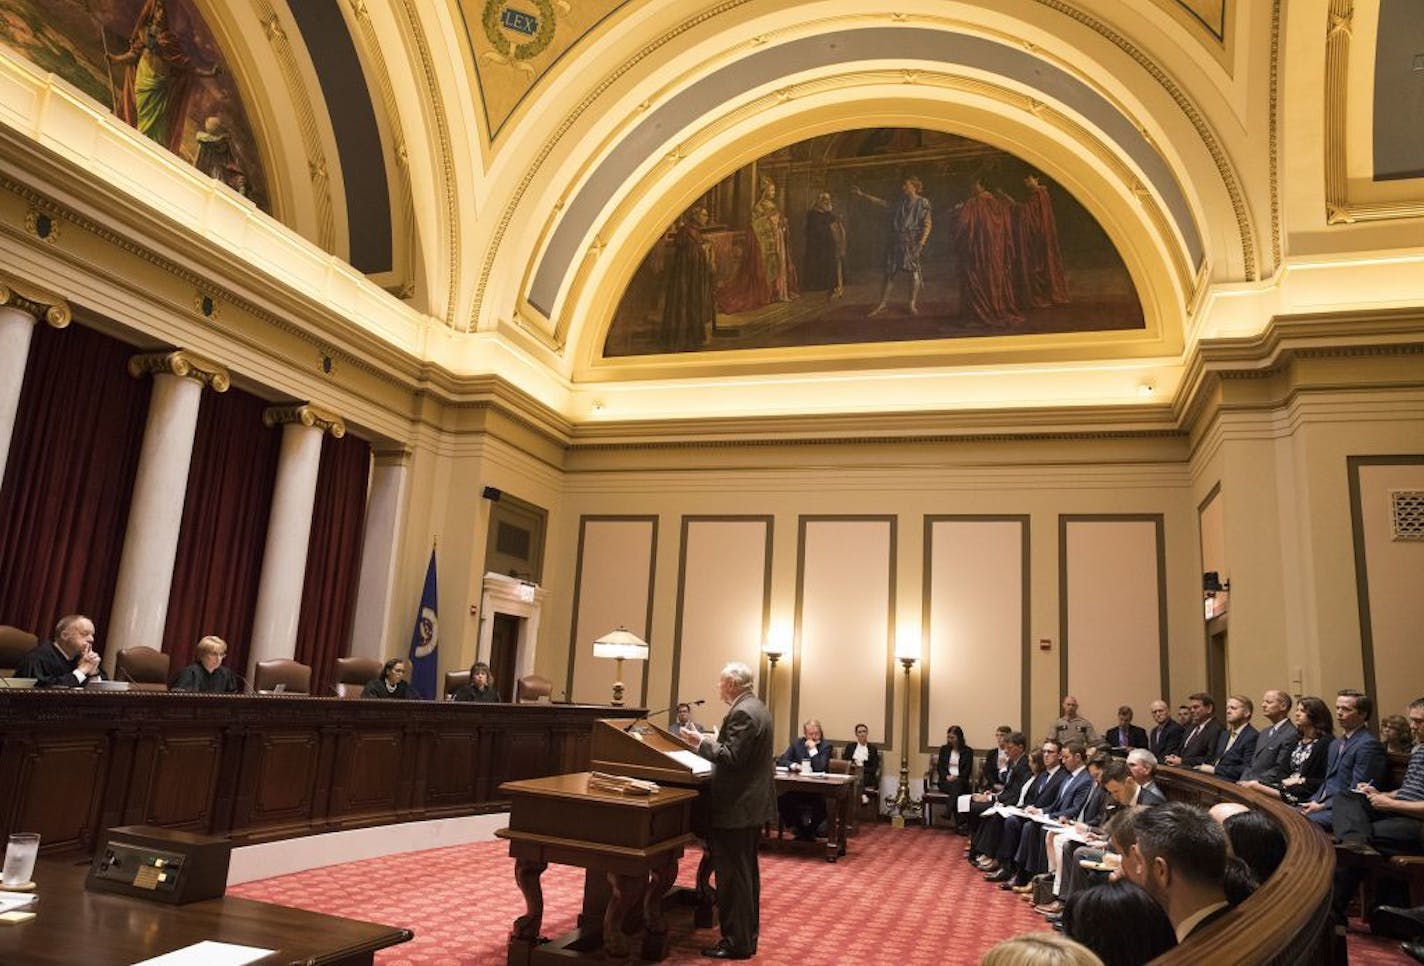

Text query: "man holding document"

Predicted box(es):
[678, 661, 775, 961]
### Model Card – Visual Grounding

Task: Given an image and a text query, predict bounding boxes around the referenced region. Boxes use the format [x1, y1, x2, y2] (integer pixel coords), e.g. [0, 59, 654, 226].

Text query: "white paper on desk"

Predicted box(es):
[957, 794, 973, 813]
[0, 892, 36, 914]
[666, 749, 713, 775]
[132, 941, 275, 966]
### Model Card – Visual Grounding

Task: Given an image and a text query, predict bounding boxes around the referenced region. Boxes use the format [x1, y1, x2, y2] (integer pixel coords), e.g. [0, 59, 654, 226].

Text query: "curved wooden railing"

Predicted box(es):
[1152, 767, 1335, 966]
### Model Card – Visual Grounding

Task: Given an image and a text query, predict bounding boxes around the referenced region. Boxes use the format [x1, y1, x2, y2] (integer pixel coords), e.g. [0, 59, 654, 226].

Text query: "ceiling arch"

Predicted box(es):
[525, 23, 1207, 326]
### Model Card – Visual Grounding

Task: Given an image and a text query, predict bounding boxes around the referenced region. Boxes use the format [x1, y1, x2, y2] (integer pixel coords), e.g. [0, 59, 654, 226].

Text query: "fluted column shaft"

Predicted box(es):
[247, 405, 345, 677]
[105, 353, 230, 673]
[0, 278, 71, 489]
[347, 449, 410, 661]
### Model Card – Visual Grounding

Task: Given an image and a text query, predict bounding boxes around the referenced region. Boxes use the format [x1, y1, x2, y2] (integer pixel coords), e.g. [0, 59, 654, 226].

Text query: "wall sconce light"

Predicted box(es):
[592, 627, 648, 707]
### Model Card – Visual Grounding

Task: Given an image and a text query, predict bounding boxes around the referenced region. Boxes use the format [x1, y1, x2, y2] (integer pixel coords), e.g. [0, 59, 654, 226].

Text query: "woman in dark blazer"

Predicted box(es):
[842, 722, 881, 806]
[935, 725, 974, 830]
[1240, 695, 1334, 805]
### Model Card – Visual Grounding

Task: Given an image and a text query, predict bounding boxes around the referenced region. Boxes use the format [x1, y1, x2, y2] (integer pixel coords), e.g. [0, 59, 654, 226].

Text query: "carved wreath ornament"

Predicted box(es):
[482, 0, 557, 64]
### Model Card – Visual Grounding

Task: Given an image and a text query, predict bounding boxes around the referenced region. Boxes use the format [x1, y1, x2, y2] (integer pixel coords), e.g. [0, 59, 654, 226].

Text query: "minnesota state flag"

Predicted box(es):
[406, 550, 439, 700]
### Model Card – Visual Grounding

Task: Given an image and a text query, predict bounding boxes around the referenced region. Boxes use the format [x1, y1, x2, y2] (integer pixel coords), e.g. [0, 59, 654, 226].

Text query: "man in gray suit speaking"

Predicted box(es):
[679, 661, 775, 960]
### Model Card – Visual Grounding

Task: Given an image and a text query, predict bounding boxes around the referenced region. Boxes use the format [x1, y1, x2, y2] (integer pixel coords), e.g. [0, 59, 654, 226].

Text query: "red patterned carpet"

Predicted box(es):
[230, 823, 1412, 964]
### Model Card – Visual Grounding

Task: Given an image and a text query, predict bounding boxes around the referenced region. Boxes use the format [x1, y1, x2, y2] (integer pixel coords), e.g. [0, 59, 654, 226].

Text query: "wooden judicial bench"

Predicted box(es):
[0, 689, 625, 856]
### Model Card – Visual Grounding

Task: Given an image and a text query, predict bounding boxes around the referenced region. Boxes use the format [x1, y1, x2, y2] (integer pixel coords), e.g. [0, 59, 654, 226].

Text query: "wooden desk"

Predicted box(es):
[496, 772, 698, 963]
[0, 690, 633, 854]
[0, 857, 410, 965]
[771, 771, 855, 862]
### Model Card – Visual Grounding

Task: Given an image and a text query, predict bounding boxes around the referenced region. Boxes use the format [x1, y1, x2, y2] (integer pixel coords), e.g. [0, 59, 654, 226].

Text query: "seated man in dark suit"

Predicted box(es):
[1147, 699, 1185, 760]
[1301, 689, 1388, 830]
[1333, 696, 1424, 863]
[1124, 802, 1231, 943]
[776, 719, 831, 839]
[977, 725, 1015, 792]
[974, 741, 1059, 871]
[988, 740, 1090, 887]
[1107, 705, 1149, 751]
[965, 732, 1030, 853]
[361, 658, 413, 699]
[1165, 692, 1223, 768]
[1198, 694, 1258, 781]
[1239, 689, 1297, 785]
[15, 614, 104, 688]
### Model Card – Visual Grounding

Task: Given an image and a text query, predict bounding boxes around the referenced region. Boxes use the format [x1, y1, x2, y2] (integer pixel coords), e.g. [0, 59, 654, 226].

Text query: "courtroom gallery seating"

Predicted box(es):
[114, 645, 170, 691]
[0, 625, 37, 675]
[253, 658, 312, 694]
[333, 656, 383, 698]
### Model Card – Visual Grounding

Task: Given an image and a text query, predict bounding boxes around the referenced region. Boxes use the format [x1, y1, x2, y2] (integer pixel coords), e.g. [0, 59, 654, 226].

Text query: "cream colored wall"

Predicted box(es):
[1064, 518, 1166, 734]
[536, 447, 1202, 756]
[1356, 461, 1424, 718]
[1189, 381, 1424, 716]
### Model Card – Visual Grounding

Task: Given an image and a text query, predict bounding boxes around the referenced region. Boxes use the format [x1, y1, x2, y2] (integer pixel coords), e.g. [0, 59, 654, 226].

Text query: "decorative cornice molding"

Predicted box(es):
[263, 403, 347, 437]
[128, 350, 232, 391]
[0, 271, 71, 328]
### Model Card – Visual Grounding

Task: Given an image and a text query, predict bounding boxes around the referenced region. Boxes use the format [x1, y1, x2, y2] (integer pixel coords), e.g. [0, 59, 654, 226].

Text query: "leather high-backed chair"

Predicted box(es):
[0, 625, 38, 675]
[114, 646, 170, 691]
[443, 669, 470, 700]
[516, 673, 553, 703]
[333, 656, 382, 698]
[253, 659, 312, 694]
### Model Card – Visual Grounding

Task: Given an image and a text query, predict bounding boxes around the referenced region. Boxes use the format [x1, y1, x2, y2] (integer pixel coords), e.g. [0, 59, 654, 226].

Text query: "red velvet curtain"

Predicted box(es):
[161, 386, 281, 678]
[294, 431, 370, 696]
[0, 321, 150, 644]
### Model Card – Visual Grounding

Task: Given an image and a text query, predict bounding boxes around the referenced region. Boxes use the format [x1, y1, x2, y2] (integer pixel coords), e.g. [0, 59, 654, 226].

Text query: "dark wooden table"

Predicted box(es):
[771, 771, 855, 861]
[496, 772, 698, 964]
[0, 857, 411, 965]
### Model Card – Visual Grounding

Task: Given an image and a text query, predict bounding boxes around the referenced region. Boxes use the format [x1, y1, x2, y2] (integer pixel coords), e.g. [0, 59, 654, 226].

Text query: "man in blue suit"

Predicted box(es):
[981, 740, 1066, 877]
[993, 740, 1093, 889]
[1199, 695, 1259, 782]
[1302, 689, 1387, 830]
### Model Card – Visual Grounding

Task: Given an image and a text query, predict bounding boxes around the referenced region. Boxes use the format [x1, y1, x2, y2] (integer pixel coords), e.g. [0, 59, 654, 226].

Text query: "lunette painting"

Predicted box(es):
[0, 0, 269, 209]
[602, 127, 1144, 357]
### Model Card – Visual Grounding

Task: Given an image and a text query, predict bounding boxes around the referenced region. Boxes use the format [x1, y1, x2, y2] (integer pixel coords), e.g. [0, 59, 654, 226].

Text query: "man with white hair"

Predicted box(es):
[679, 661, 775, 960]
[15, 613, 104, 687]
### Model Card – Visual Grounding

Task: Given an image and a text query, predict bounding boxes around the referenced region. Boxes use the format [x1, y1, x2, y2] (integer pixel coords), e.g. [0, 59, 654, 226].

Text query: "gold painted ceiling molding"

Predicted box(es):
[1030, 0, 1255, 281]
[1322, 0, 1424, 224]
[469, 0, 751, 336]
[479, 4, 1252, 344]
[394, 0, 461, 325]
[250, 0, 337, 254]
[343, 0, 418, 298]
[551, 69, 1197, 363]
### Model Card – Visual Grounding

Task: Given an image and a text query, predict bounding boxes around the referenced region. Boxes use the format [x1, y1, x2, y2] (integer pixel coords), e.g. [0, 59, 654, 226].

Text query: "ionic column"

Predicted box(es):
[347, 448, 410, 661]
[105, 352, 230, 673]
[0, 275, 71, 489]
[247, 404, 345, 676]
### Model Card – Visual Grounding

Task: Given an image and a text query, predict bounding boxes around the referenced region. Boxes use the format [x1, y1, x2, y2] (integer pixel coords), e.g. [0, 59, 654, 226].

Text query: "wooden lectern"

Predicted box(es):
[591, 718, 717, 924]
[497, 719, 711, 963]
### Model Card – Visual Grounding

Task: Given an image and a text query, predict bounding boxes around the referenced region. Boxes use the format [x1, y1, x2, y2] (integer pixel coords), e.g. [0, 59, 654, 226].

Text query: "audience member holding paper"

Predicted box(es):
[964, 731, 1029, 846]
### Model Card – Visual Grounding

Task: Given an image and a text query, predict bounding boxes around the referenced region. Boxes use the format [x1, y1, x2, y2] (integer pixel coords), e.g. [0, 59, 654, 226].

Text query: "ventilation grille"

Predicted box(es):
[1392, 490, 1424, 541]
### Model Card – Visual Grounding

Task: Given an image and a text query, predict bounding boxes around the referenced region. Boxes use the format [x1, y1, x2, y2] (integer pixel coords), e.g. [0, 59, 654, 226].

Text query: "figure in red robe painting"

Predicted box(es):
[949, 179, 1022, 328]
[108, 0, 220, 153]
[1011, 174, 1070, 309]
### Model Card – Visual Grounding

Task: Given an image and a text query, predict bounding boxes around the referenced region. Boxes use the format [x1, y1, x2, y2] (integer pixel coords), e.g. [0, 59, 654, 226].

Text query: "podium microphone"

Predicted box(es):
[626, 698, 705, 732]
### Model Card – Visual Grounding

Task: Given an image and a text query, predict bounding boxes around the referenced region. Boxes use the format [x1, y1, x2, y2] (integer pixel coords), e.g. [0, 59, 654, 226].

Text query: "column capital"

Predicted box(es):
[128, 350, 231, 391]
[263, 403, 346, 438]
[0, 272, 71, 329]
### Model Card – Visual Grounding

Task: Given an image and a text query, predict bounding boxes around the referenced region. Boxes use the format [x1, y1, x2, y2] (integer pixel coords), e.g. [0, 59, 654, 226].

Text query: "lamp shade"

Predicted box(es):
[592, 627, 649, 661]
